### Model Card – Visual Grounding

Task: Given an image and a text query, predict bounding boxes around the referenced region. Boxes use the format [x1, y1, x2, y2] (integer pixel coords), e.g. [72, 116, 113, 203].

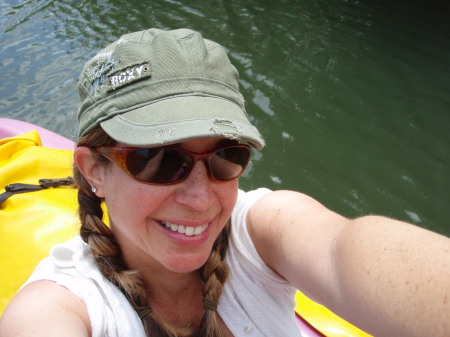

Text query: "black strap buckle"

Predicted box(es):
[1, 177, 75, 206]
[39, 177, 74, 188]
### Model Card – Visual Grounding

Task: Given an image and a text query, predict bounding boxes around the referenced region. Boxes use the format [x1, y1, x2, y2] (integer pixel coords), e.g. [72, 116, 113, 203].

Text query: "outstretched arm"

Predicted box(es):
[247, 190, 450, 337]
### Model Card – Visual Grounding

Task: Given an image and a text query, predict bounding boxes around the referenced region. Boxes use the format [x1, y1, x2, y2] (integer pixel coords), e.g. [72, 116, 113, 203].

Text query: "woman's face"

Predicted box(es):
[99, 138, 239, 274]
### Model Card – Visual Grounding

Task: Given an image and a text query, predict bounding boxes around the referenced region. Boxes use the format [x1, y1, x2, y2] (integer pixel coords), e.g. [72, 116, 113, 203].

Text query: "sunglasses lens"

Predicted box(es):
[126, 148, 191, 184]
[117, 145, 251, 184]
[209, 146, 251, 181]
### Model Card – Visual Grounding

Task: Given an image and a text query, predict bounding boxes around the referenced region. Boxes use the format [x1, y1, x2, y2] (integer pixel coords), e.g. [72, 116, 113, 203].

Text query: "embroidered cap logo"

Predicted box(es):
[109, 63, 151, 89]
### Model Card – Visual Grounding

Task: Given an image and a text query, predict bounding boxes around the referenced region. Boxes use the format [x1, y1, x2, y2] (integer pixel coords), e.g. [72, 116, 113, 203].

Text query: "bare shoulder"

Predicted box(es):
[246, 190, 348, 296]
[248, 189, 346, 231]
[0, 280, 91, 337]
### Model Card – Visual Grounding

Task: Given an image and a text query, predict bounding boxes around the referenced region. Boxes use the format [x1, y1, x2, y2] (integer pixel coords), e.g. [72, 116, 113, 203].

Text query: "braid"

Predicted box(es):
[74, 127, 232, 337]
[197, 220, 231, 337]
[77, 180, 146, 297]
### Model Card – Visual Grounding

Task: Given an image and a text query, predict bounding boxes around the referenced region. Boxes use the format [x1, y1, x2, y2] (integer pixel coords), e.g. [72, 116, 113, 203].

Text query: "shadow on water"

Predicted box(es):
[0, 0, 449, 235]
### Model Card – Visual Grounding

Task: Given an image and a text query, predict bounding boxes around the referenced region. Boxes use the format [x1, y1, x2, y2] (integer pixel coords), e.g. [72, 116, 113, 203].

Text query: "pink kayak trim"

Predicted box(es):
[0, 118, 75, 150]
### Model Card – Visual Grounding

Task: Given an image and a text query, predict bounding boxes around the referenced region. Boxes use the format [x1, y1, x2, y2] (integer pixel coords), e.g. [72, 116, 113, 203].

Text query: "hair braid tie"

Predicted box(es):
[134, 305, 152, 319]
[203, 297, 219, 311]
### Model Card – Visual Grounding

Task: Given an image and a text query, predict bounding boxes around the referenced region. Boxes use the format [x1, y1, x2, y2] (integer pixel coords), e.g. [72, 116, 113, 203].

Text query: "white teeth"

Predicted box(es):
[162, 222, 208, 236]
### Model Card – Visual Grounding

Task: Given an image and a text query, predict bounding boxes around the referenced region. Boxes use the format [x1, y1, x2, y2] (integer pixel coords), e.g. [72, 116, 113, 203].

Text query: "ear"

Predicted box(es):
[74, 147, 106, 197]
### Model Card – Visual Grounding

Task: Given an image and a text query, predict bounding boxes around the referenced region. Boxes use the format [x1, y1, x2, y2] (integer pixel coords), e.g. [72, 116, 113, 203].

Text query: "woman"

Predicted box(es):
[1, 28, 449, 337]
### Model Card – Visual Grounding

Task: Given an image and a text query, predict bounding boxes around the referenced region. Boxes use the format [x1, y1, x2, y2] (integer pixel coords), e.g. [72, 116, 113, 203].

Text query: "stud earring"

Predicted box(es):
[91, 186, 97, 193]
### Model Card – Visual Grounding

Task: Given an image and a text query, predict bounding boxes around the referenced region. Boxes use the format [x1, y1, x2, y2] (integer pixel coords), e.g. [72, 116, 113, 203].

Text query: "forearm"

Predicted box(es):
[248, 190, 450, 336]
[332, 216, 450, 337]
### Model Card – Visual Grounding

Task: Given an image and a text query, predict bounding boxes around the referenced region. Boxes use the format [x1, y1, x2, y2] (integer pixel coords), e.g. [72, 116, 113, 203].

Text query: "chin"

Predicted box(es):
[163, 252, 212, 274]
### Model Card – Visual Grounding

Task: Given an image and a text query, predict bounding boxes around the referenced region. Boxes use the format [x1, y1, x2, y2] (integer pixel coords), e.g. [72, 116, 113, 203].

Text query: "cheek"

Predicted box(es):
[102, 171, 156, 225]
[103, 164, 145, 201]
[104, 188, 142, 229]
[217, 180, 239, 217]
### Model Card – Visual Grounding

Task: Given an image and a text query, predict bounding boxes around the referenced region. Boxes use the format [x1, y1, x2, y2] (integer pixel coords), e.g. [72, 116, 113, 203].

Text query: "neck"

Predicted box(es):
[123, 249, 205, 327]
[145, 268, 205, 329]
[143, 267, 203, 300]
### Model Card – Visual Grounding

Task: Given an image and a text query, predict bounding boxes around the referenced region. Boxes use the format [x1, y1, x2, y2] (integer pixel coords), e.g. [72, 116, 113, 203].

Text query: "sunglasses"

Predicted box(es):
[96, 144, 252, 185]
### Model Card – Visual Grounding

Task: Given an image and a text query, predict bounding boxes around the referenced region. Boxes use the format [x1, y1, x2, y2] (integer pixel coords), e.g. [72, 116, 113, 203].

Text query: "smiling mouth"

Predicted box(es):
[160, 221, 209, 236]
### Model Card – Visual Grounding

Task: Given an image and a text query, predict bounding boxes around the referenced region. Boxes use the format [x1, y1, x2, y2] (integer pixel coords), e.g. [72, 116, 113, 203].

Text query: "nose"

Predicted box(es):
[173, 160, 215, 211]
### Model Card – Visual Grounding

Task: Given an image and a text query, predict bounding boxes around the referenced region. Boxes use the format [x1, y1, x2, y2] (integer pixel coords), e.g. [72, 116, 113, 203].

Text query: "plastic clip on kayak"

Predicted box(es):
[0, 177, 74, 206]
[39, 177, 74, 188]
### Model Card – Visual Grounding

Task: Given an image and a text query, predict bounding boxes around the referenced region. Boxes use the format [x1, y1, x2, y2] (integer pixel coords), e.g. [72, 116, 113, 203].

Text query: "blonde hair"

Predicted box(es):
[73, 127, 231, 336]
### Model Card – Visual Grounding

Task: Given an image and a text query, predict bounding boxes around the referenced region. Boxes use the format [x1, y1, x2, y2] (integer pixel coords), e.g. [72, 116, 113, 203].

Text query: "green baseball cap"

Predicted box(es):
[77, 28, 265, 150]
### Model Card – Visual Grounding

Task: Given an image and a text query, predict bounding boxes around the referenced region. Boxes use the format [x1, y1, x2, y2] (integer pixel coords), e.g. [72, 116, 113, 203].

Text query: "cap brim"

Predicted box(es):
[100, 95, 265, 150]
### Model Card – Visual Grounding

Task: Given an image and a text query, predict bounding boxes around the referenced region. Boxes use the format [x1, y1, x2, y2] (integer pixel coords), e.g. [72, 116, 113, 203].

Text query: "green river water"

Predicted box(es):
[1, 0, 449, 235]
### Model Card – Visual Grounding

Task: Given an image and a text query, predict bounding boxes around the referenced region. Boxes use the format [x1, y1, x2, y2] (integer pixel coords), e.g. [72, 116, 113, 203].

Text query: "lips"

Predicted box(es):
[160, 221, 209, 236]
